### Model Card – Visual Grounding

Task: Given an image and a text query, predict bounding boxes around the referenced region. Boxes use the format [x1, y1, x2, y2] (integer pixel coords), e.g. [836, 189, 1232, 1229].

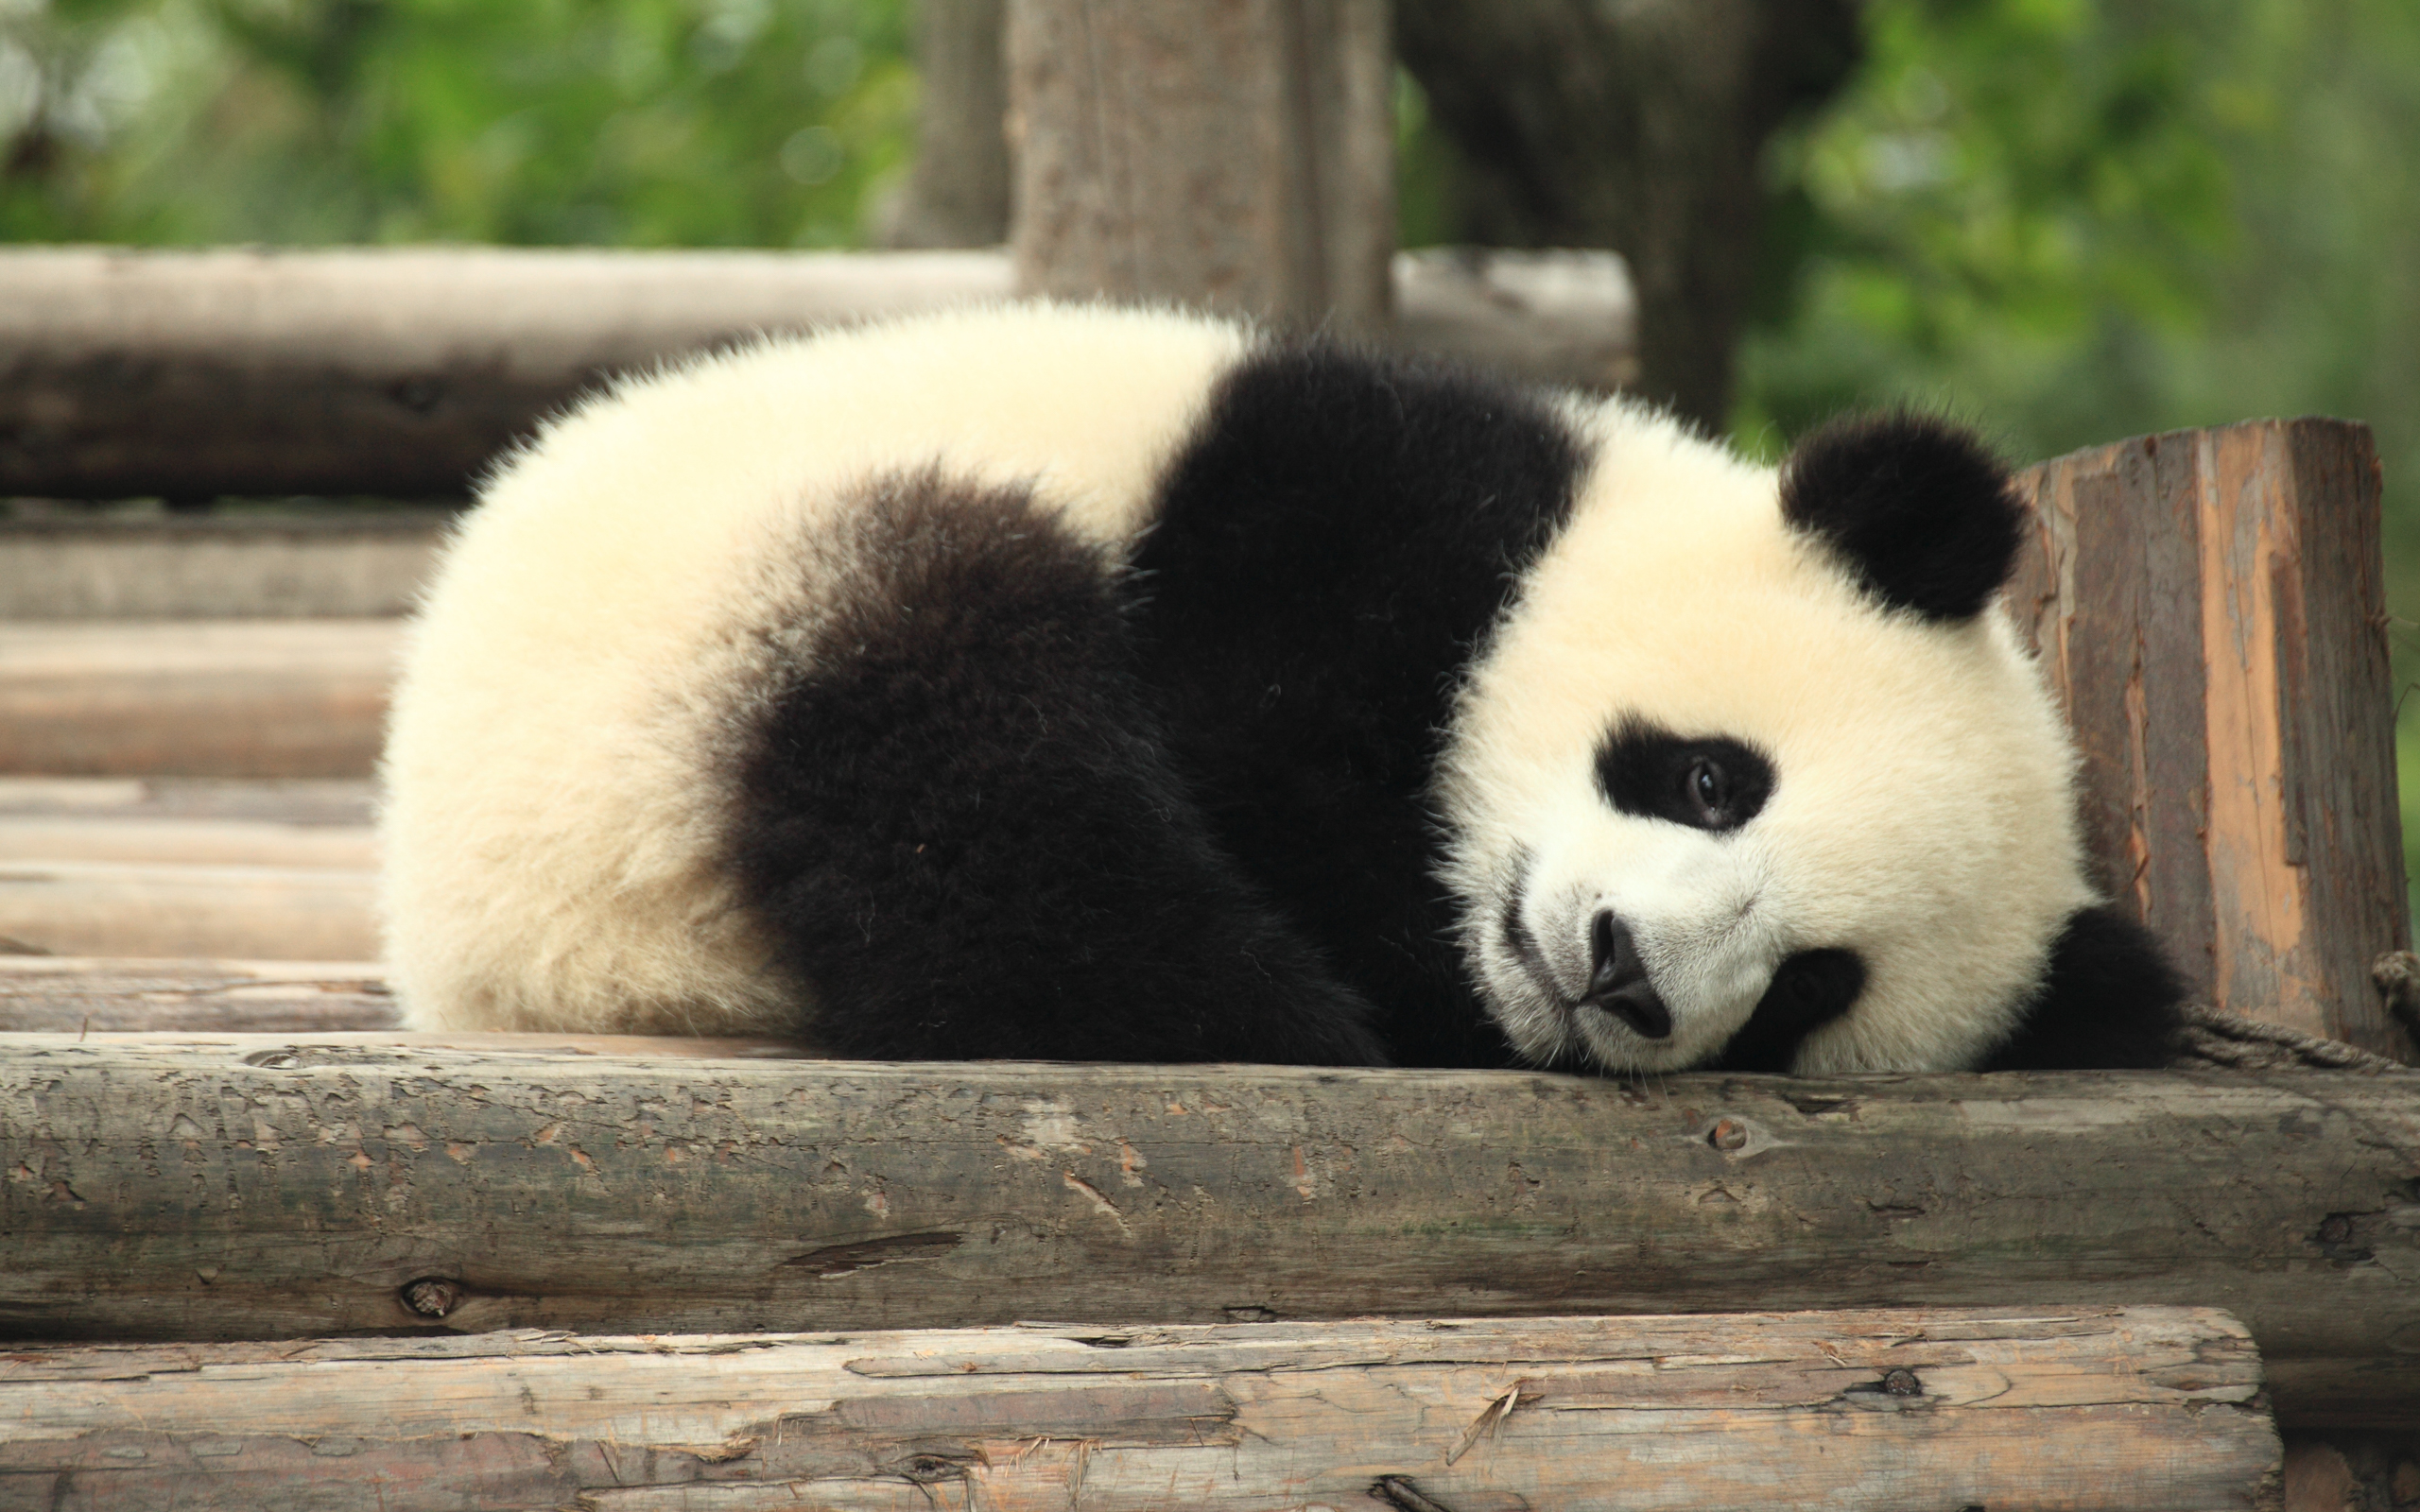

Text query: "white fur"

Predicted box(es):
[386, 304, 2093, 1074]
[1437, 398, 2091, 1074]
[380, 303, 1249, 1033]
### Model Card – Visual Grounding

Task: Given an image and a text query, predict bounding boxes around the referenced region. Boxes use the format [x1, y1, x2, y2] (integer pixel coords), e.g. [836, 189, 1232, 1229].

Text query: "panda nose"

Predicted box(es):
[1583, 911, 1672, 1040]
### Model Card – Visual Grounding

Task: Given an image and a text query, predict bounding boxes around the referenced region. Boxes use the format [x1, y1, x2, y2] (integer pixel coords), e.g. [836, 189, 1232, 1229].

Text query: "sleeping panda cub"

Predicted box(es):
[381, 302, 2187, 1074]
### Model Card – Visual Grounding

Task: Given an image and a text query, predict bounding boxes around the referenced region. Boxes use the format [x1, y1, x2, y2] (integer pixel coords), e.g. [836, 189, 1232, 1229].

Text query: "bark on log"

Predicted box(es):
[2010, 420, 2412, 1060]
[0, 1308, 2280, 1512]
[1005, 0, 1394, 326]
[0, 621, 399, 777]
[0, 246, 1631, 500]
[2, 1040, 2414, 1430]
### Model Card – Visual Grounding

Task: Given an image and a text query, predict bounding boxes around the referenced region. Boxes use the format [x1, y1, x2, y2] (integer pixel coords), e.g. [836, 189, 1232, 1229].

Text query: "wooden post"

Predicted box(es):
[1005, 0, 1394, 326]
[876, 0, 1012, 248]
[0, 1309, 2278, 1512]
[6, 1038, 2417, 1428]
[2013, 420, 2413, 1061]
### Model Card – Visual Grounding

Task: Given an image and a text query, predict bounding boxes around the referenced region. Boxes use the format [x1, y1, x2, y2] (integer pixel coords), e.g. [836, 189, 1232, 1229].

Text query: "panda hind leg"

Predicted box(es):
[728, 468, 1386, 1066]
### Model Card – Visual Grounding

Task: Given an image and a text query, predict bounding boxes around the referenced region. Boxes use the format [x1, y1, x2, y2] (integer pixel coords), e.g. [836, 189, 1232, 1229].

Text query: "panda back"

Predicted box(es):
[378, 304, 1250, 1035]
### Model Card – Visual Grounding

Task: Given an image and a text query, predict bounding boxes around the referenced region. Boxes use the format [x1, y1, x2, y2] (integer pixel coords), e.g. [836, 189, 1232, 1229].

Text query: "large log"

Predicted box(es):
[0, 1308, 2279, 1512]
[2, 1039, 2413, 1430]
[0, 246, 1632, 501]
[2011, 421, 2412, 1059]
[1007, 0, 1394, 326]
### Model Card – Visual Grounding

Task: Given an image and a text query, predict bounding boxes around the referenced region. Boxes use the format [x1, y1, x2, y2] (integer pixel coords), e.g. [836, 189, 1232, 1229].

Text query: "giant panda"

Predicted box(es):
[379, 301, 2187, 1074]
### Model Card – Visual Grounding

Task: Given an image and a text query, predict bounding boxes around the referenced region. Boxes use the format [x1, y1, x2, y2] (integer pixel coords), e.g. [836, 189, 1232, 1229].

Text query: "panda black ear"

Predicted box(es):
[1778, 412, 2026, 623]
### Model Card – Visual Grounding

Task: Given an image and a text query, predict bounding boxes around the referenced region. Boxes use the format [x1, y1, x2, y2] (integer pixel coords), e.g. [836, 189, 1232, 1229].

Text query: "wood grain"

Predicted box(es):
[1006, 0, 1394, 325]
[2, 1039, 2413, 1429]
[0, 247, 1633, 500]
[2012, 420, 2411, 1058]
[0, 621, 398, 778]
[0, 1308, 2280, 1512]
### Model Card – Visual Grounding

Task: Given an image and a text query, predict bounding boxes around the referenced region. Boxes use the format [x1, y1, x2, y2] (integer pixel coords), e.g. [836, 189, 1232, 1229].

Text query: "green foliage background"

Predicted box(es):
[6, 0, 2420, 891]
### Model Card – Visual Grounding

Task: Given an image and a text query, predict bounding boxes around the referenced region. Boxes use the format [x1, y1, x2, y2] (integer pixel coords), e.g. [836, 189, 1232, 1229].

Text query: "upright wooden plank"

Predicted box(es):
[4, 1040, 2415, 1429]
[0, 1309, 2279, 1512]
[1006, 0, 1394, 325]
[2012, 421, 2411, 1058]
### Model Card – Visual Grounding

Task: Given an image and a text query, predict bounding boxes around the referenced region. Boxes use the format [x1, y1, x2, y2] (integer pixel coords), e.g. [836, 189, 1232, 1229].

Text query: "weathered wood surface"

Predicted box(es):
[0, 620, 398, 777]
[3, 1041, 2413, 1429]
[0, 246, 1633, 499]
[1007, 0, 1394, 326]
[2011, 420, 2413, 1060]
[0, 959, 398, 1032]
[0, 1308, 2280, 1512]
[0, 513, 441, 619]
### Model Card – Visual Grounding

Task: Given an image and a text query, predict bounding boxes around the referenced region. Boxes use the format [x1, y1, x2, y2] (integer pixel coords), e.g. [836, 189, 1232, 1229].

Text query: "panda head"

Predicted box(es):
[1442, 405, 2159, 1074]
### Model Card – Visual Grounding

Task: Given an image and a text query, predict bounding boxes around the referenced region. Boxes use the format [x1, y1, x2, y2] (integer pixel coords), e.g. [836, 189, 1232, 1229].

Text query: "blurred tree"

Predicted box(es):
[1395, 0, 1862, 431]
[1736, 0, 2420, 902]
[0, 0, 913, 247]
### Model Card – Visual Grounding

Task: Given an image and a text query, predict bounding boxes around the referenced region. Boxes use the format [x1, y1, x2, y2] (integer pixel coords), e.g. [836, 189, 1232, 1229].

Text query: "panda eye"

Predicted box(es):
[1685, 758, 1729, 822]
[1596, 718, 1774, 832]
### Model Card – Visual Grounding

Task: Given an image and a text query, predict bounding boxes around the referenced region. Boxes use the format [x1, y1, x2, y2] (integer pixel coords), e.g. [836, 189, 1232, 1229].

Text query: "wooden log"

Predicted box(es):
[874, 0, 1011, 249]
[2011, 421, 2412, 1059]
[0, 1308, 2280, 1512]
[0, 246, 1631, 500]
[0, 861, 375, 960]
[0, 514, 441, 620]
[1005, 0, 1395, 325]
[0, 959, 400, 1033]
[0, 621, 398, 777]
[0, 247, 1012, 500]
[3, 1041, 2414, 1430]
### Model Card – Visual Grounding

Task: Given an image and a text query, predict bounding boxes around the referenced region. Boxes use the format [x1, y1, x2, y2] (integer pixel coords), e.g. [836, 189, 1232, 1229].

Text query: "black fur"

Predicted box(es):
[1706, 948, 1867, 1073]
[729, 469, 1383, 1065]
[1596, 717, 1775, 833]
[1979, 905, 2190, 1071]
[1780, 412, 2026, 623]
[1131, 340, 1588, 1068]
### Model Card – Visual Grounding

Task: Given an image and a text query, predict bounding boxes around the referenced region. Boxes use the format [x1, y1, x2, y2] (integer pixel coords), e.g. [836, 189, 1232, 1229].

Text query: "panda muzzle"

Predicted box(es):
[1583, 912, 1673, 1040]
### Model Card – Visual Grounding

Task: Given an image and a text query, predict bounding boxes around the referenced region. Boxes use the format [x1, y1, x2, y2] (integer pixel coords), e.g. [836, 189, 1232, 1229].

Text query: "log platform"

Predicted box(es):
[0, 1307, 2279, 1511]
[0, 780, 377, 958]
[2, 1034, 2412, 1435]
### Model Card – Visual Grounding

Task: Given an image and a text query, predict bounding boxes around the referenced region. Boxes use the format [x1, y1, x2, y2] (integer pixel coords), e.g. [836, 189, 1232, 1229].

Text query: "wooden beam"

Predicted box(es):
[0, 246, 1632, 501]
[2011, 421, 2412, 1059]
[0, 1308, 2278, 1512]
[3, 1038, 2414, 1430]
[0, 621, 398, 778]
[0, 514, 441, 620]
[1006, 0, 1394, 326]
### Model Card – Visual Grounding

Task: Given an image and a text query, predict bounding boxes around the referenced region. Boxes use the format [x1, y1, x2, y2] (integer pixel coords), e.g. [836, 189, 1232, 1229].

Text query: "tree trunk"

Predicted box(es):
[1395, 0, 1860, 428]
[1006, 0, 1394, 326]
[2010, 420, 2414, 1061]
[874, 0, 1012, 248]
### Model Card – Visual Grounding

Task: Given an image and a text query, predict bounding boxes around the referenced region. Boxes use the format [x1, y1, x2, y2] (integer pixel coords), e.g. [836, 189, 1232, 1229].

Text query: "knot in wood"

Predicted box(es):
[1881, 1367, 1922, 1397]
[400, 1278, 461, 1317]
[2318, 1214, 2354, 1246]
[1707, 1118, 1749, 1152]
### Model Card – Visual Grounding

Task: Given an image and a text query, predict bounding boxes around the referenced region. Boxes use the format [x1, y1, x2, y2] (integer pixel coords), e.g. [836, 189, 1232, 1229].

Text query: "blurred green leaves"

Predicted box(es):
[0, 0, 911, 247]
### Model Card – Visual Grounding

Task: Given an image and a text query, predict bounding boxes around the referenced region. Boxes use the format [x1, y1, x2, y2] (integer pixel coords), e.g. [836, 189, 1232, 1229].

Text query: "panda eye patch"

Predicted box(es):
[1596, 717, 1773, 832]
